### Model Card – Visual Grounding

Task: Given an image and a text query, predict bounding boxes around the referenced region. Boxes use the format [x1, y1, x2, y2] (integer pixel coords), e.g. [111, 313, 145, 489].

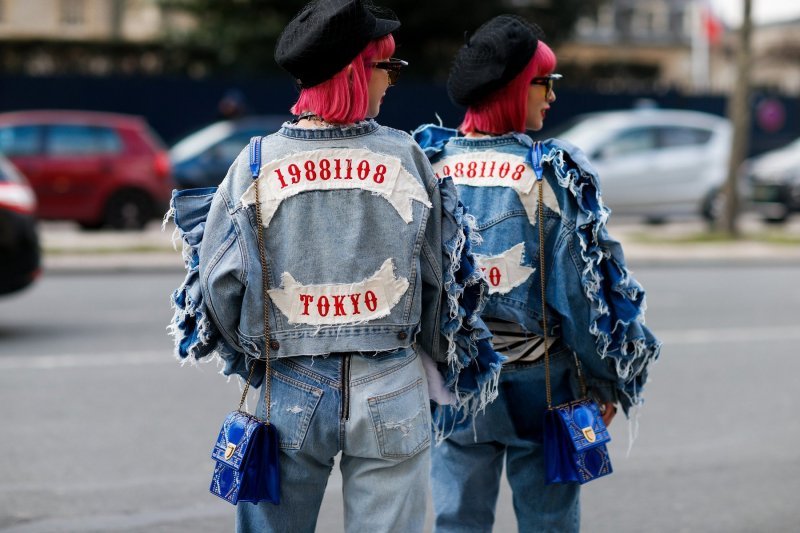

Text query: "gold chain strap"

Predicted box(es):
[236, 176, 273, 425]
[539, 173, 553, 409]
[537, 146, 586, 409]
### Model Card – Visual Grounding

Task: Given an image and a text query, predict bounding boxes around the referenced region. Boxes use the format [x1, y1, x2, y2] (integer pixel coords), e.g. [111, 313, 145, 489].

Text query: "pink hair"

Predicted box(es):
[460, 40, 557, 134]
[290, 34, 395, 124]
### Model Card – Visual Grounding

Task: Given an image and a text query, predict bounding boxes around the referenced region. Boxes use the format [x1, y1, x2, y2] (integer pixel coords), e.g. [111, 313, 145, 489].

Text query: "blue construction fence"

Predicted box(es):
[1, 74, 797, 156]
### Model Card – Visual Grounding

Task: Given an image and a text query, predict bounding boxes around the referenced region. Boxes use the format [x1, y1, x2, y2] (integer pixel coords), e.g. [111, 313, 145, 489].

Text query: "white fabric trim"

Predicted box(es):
[474, 242, 535, 295]
[433, 151, 560, 225]
[241, 148, 432, 226]
[268, 258, 409, 326]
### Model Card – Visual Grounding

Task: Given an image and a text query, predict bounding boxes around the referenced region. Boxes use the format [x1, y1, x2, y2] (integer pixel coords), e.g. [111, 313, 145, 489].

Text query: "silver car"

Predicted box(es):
[745, 137, 800, 223]
[546, 109, 732, 222]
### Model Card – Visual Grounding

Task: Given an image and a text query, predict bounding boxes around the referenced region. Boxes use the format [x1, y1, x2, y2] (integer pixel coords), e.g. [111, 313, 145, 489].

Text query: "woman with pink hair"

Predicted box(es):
[414, 15, 660, 532]
[167, 1, 502, 531]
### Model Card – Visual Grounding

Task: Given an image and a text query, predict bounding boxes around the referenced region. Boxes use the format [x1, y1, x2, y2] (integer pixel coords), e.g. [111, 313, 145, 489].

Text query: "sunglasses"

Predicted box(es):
[372, 58, 408, 86]
[530, 73, 562, 99]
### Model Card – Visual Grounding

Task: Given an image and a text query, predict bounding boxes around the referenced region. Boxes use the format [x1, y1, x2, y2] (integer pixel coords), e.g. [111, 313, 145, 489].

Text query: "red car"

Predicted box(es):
[0, 154, 40, 295]
[0, 110, 172, 229]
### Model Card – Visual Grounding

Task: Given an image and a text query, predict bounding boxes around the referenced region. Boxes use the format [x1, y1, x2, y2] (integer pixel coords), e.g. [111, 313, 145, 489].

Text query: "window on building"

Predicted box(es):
[669, 8, 690, 38]
[632, 4, 669, 37]
[60, 0, 86, 26]
[0, 0, 5, 23]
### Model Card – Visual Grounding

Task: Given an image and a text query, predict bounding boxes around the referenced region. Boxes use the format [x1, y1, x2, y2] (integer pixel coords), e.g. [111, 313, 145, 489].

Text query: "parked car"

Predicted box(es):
[745, 137, 800, 223]
[543, 109, 732, 222]
[0, 154, 40, 295]
[0, 110, 172, 230]
[170, 116, 288, 189]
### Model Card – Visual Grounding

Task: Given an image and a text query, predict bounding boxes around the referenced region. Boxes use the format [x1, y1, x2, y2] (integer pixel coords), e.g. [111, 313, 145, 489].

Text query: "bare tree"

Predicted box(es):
[719, 0, 753, 236]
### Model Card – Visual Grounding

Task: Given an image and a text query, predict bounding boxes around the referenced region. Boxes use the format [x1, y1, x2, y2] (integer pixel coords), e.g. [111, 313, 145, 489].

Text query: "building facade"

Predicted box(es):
[0, 0, 195, 75]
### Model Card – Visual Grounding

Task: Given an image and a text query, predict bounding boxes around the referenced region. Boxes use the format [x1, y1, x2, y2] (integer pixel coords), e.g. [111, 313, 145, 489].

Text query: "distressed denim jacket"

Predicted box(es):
[167, 120, 503, 425]
[413, 125, 661, 412]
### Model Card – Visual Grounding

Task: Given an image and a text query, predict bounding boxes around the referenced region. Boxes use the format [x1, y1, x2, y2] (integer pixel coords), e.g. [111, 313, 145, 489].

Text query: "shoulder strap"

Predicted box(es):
[530, 140, 544, 180]
[239, 135, 274, 426]
[536, 140, 588, 408]
[249, 136, 262, 179]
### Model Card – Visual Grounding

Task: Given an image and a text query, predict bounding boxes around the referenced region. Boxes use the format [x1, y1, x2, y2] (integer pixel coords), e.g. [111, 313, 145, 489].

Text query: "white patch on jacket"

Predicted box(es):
[241, 148, 432, 226]
[432, 151, 560, 225]
[474, 242, 536, 295]
[268, 258, 409, 326]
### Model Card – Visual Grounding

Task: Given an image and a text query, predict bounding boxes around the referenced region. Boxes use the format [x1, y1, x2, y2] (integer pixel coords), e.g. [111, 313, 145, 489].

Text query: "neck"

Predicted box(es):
[466, 126, 512, 137]
[294, 112, 343, 129]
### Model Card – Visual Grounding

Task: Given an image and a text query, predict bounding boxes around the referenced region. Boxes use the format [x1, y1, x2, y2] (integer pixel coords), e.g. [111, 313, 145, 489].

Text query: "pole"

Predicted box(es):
[691, 0, 710, 91]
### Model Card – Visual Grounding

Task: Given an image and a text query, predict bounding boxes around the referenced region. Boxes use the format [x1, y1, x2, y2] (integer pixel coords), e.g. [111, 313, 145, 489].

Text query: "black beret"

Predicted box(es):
[275, 0, 400, 88]
[447, 15, 545, 107]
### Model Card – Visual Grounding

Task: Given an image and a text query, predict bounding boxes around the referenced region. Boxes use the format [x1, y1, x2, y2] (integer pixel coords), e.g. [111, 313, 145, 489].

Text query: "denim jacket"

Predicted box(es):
[413, 125, 661, 412]
[167, 120, 503, 426]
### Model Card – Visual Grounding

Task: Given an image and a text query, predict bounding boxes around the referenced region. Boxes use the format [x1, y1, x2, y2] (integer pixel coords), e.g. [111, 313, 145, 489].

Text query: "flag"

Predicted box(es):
[701, 1, 724, 46]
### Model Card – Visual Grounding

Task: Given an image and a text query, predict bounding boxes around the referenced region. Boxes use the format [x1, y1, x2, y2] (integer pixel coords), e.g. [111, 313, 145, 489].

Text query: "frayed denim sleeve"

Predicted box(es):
[428, 177, 506, 442]
[166, 187, 229, 361]
[166, 185, 251, 383]
[543, 141, 662, 413]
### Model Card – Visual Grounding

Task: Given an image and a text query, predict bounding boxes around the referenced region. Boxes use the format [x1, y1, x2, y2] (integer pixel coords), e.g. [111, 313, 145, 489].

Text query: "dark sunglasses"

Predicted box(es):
[530, 73, 562, 99]
[372, 58, 408, 86]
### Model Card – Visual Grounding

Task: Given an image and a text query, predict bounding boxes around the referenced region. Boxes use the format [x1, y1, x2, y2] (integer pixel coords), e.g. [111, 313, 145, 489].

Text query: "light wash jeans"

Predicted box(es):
[431, 348, 580, 533]
[237, 347, 431, 533]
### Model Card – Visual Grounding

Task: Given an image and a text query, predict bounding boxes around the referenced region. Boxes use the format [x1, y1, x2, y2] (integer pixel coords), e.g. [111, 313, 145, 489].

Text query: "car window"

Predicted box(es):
[0, 125, 42, 156]
[657, 126, 712, 148]
[597, 128, 657, 159]
[46, 125, 122, 156]
[0, 156, 24, 183]
[213, 133, 253, 163]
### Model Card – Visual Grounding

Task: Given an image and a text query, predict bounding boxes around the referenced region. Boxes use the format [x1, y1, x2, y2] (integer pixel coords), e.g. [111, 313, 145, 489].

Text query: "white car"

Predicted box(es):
[545, 109, 732, 222]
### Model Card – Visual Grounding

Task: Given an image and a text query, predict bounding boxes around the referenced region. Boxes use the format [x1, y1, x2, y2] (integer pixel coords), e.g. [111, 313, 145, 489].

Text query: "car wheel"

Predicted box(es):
[104, 190, 153, 230]
[701, 188, 725, 222]
[78, 220, 104, 231]
[763, 214, 788, 224]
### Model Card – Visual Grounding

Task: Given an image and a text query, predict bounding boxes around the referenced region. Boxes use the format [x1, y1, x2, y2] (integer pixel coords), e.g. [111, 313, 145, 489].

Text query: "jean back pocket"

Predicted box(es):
[368, 378, 430, 459]
[258, 368, 323, 450]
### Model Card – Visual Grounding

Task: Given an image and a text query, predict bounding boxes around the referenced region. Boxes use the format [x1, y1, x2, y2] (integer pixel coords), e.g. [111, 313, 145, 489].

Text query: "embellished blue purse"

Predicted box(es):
[209, 137, 281, 505]
[530, 141, 613, 485]
[543, 397, 612, 484]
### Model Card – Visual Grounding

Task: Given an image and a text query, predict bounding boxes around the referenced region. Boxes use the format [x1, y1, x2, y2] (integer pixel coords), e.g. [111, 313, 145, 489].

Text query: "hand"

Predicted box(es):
[598, 402, 618, 427]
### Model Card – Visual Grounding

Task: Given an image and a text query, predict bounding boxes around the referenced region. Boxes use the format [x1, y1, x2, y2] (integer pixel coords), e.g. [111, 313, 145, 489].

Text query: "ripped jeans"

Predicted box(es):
[236, 347, 431, 533]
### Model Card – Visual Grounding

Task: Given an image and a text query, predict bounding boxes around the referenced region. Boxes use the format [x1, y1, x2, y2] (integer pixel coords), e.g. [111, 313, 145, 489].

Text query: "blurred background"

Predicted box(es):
[1, 1, 799, 532]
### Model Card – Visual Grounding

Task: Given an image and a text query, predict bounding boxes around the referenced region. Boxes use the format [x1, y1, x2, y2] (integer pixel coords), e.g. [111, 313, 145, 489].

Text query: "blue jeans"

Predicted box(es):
[431, 349, 580, 533]
[237, 347, 431, 533]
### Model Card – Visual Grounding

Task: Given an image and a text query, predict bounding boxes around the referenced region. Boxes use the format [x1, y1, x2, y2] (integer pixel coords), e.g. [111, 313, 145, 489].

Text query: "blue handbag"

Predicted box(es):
[531, 141, 613, 485]
[543, 398, 613, 484]
[210, 410, 280, 504]
[209, 137, 281, 505]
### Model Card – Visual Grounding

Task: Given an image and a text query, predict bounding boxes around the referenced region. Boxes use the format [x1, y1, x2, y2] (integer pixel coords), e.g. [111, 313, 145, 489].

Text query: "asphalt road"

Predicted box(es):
[1, 265, 799, 532]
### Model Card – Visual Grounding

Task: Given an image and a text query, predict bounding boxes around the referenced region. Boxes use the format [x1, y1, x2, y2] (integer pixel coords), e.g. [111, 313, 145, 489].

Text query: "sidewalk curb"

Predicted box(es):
[40, 248, 800, 275]
[43, 253, 185, 274]
[37, 218, 800, 274]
